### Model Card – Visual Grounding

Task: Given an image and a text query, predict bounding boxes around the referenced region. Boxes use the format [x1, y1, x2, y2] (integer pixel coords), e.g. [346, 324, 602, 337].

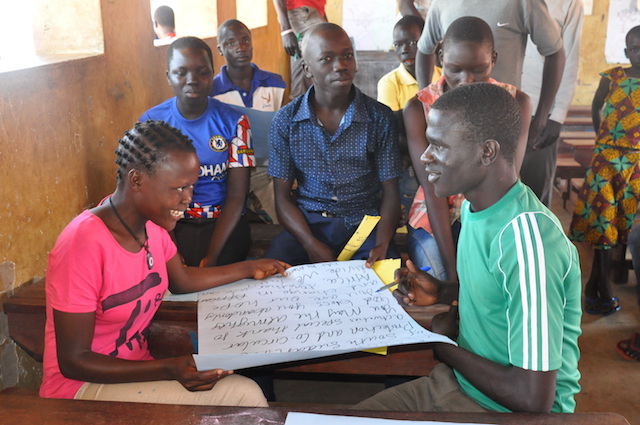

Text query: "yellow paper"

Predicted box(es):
[361, 258, 401, 356]
[363, 346, 388, 355]
[337, 215, 381, 261]
[372, 258, 401, 289]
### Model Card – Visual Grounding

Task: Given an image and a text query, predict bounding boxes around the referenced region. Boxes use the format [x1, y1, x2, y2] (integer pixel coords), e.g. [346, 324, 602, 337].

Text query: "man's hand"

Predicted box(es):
[529, 119, 562, 150]
[431, 301, 458, 340]
[306, 240, 336, 263]
[392, 260, 440, 306]
[282, 32, 300, 57]
[365, 244, 389, 268]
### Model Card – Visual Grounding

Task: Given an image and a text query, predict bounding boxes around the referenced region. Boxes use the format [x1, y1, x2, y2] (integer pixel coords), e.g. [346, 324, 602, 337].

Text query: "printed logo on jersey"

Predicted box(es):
[209, 135, 228, 152]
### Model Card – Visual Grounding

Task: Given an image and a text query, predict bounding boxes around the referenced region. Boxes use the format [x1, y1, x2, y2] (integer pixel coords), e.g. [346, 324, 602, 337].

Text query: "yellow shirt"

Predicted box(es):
[377, 64, 443, 111]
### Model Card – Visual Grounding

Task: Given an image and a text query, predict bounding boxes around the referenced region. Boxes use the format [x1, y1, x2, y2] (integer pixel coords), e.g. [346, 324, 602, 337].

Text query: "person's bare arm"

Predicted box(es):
[514, 90, 532, 173]
[272, 0, 300, 57]
[528, 48, 565, 148]
[416, 50, 435, 89]
[200, 167, 249, 267]
[168, 254, 289, 294]
[403, 98, 457, 280]
[367, 178, 401, 266]
[591, 76, 611, 133]
[398, 0, 421, 17]
[273, 178, 335, 262]
[54, 310, 232, 390]
[432, 305, 557, 413]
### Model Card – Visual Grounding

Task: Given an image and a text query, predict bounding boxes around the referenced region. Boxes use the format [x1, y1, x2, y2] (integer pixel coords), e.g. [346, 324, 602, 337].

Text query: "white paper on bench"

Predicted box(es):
[194, 260, 454, 371]
[284, 412, 490, 425]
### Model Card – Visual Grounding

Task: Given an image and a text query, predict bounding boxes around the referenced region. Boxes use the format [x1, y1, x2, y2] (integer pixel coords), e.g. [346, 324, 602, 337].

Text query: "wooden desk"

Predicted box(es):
[0, 390, 630, 425]
[3, 279, 444, 377]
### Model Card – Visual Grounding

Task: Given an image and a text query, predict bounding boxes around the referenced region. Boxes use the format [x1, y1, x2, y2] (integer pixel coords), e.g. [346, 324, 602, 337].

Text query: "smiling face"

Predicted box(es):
[422, 108, 485, 198]
[137, 150, 199, 231]
[441, 40, 496, 90]
[166, 47, 213, 117]
[393, 23, 421, 77]
[217, 21, 253, 69]
[302, 27, 356, 96]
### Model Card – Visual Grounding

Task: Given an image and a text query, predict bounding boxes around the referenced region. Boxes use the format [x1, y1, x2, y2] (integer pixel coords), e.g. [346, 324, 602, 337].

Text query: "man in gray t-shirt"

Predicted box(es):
[415, 0, 566, 147]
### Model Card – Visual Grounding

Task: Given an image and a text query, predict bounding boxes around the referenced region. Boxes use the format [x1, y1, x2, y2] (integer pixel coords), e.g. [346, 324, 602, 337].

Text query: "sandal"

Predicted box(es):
[616, 333, 640, 361]
[584, 296, 621, 316]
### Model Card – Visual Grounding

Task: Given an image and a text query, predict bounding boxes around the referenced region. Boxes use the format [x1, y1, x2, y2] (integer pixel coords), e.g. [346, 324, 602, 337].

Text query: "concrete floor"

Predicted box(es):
[273, 192, 640, 424]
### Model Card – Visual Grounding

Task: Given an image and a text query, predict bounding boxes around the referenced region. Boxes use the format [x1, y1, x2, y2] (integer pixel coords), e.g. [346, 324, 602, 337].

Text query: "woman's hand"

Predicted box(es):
[170, 355, 234, 392]
[249, 259, 290, 279]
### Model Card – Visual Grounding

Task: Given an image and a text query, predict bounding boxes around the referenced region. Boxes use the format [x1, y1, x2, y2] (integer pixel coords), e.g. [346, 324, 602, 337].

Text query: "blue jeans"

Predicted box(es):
[406, 222, 461, 281]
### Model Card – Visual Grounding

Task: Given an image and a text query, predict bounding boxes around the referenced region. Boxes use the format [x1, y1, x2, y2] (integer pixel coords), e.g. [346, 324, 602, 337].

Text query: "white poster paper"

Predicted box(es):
[194, 260, 454, 370]
[284, 412, 490, 425]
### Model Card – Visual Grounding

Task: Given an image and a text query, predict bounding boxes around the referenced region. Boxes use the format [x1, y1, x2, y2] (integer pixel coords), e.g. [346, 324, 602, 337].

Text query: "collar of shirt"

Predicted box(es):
[396, 64, 417, 86]
[292, 85, 371, 134]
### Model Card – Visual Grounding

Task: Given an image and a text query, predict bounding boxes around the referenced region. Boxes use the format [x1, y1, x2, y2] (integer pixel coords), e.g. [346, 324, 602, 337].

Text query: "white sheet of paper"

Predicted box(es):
[194, 260, 454, 370]
[284, 412, 490, 425]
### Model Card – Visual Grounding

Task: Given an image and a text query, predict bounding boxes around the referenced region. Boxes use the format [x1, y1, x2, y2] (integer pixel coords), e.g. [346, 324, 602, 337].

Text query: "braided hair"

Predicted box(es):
[115, 120, 195, 180]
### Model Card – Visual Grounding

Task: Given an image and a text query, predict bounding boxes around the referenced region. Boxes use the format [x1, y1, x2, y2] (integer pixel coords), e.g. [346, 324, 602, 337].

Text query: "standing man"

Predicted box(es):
[272, 0, 327, 100]
[414, 0, 566, 148]
[266, 23, 402, 266]
[520, 0, 584, 206]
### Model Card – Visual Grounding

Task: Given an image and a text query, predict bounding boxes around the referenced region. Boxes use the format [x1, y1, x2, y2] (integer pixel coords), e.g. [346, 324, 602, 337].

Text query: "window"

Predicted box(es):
[237, 0, 267, 29]
[0, 0, 104, 73]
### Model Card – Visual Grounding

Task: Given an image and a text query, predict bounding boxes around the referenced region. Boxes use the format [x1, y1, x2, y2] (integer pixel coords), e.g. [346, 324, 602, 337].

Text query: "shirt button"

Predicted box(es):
[331, 196, 338, 201]
[242, 93, 247, 96]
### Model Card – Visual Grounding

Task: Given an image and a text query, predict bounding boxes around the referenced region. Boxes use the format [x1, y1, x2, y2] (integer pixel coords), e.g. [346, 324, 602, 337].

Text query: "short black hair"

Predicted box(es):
[431, 83, 521, 163]
[301, 22, 351, 60]
[115, 120, 195, 180]
[154, 6, 175, 28]
[626, 25, 640, 46]
[442, 16, 494, 52]
[166, 36, 214, 70]
[394, 15, 424, 33]
[218, 19, 250, 40]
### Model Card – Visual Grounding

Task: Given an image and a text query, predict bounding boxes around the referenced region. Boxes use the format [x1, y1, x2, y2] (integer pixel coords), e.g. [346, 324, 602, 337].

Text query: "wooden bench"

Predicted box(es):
[3, 279, 443, 378]
[0, 388, 631, 425]
[554, 156, 587, 210]
[560, 130, 596, 140]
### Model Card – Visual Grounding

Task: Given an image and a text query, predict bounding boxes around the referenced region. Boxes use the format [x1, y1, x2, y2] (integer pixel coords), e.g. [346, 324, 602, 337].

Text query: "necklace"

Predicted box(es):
[109, 197, 154, 270]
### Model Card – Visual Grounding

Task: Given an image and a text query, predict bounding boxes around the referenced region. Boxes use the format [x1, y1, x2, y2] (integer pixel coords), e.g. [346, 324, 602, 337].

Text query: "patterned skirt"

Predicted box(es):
[568, 144, 640, 248]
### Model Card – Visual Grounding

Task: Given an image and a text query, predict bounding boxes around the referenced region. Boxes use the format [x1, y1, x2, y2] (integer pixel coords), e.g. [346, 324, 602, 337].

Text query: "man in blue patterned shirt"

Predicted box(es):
[266, 23, 403, 266]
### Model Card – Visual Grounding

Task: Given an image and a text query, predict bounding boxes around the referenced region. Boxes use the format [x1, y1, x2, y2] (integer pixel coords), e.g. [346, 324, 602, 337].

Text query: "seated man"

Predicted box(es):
[266, 23, 402, 266]
[212, 19, 286, 111]
[213, 19, 287, 224]
[377, 14, 424, 112]
[355, 83, 581, 413]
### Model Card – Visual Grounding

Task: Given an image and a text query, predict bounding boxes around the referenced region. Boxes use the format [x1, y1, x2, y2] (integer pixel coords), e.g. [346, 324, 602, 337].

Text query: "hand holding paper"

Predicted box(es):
[393, 260, 440, 307]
